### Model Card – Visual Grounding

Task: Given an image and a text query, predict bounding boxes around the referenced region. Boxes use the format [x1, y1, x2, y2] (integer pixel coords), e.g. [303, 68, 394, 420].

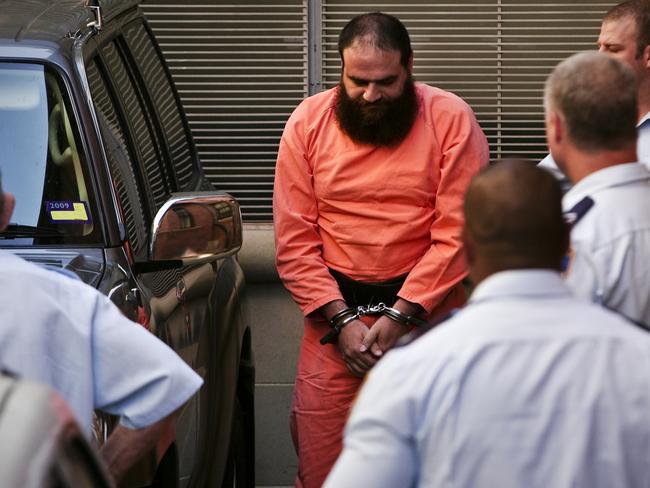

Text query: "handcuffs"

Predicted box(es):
[320, 302, 428, 345]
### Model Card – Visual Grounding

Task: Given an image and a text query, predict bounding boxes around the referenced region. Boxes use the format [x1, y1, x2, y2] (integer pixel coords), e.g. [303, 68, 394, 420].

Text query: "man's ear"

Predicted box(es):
[643, 44, 650, 70]
[0, 193, 15, 232]
[546, 110, 564, 147]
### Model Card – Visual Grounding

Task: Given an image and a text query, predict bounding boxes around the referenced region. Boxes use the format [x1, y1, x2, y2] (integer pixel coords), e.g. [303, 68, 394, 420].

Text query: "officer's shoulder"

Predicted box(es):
[563, 196, 595, 227]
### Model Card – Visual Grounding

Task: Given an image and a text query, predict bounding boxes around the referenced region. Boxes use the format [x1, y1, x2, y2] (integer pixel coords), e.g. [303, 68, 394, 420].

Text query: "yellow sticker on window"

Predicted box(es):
[46, 201, 91, 224]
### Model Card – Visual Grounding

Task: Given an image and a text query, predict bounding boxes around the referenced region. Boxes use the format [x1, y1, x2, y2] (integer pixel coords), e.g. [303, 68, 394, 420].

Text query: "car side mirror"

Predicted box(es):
[150, 192, 242, 264]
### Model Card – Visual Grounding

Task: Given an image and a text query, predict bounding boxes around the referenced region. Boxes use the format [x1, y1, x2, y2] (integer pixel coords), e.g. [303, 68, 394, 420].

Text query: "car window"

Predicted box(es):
[123, 19, 197, 191]
[99, 39, 172, 211]
[0, 63, 101, 246]
[86, 58, 149, 258]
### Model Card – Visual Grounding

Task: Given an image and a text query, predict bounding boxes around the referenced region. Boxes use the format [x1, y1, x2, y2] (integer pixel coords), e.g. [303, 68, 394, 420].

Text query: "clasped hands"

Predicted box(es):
[322, 298, 423, 377]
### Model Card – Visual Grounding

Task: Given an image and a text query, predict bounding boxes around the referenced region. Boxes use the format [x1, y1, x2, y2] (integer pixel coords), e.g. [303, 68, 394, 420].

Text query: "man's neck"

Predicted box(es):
[565, 146, 638, 184]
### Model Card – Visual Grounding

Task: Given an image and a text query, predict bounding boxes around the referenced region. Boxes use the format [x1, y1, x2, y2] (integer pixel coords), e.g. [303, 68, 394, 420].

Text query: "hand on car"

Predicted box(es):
[336, 320, 380, 376]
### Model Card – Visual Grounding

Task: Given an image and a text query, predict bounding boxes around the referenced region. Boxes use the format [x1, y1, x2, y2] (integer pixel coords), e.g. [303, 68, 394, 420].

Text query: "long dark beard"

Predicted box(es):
[334, 77, 419, 147]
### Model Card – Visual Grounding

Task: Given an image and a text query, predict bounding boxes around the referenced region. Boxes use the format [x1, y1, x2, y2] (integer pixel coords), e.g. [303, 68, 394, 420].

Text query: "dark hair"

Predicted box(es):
[338, 12, 413, 68]
[545, 52, 638, 152]
[605, 0, 650, 57]
[464, 160, 567, 270]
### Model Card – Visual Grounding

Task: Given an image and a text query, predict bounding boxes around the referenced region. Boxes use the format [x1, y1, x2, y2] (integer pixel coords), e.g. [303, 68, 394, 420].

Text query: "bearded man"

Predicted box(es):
[273, 12, 489, 488]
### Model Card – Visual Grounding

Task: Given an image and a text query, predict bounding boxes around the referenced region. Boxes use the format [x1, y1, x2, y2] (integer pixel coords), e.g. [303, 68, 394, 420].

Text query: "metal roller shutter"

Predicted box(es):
[142, 0, 308, 221]
[321, 0, 617, 162]
[144, 1, 618, 221]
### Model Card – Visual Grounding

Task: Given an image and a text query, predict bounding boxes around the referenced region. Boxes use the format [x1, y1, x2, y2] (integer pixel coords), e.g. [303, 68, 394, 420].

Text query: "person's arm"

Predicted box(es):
[274, 103, 386, 374]
[273, 101, 344, 316]
[89, 291, 203, 478]
[100, 409, 179, 485]
[389, 100, 488, 317]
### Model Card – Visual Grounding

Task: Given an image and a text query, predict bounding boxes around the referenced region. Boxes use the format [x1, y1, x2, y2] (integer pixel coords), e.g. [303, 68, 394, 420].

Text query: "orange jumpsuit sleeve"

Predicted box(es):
[273, 104, 343, 316]
[398, 99, 489, 313]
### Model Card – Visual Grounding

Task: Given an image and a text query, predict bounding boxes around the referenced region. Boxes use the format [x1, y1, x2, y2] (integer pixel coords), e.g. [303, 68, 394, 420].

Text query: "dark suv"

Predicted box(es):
[0, 1, 254, 487]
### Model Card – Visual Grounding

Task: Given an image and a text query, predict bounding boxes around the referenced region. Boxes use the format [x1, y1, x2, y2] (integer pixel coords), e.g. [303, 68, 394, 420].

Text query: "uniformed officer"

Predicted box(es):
[545, 51, 650, 326]
[0, 178, 203, 485]
[539, 0, 650, 188]
[324, 160, 650, 488]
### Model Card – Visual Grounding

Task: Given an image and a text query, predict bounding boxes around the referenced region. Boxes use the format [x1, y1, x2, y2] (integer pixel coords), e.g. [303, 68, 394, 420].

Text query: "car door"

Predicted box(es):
[82, 10, 250, 487]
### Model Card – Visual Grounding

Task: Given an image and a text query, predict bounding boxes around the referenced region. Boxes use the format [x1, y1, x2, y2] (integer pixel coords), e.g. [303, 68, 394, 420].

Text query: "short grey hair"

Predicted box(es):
[544, 51, 638, 152]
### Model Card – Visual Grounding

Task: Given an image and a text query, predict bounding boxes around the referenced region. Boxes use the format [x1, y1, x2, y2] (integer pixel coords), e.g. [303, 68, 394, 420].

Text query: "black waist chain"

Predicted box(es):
[328, 268, 406, 308]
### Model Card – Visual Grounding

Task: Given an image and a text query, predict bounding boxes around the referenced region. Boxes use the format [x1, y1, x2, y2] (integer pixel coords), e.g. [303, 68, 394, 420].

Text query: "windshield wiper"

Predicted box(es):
[0, 224, 64, 239]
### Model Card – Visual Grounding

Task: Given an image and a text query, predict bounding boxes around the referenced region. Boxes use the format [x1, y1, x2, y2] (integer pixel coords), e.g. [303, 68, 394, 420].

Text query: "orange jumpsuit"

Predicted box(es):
[273, 83, 489, 488]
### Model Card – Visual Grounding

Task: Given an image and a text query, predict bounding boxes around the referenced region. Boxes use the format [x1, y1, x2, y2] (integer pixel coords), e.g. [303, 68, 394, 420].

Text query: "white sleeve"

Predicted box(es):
[90, 291, 203, 429]
[324, 355, 418, 488]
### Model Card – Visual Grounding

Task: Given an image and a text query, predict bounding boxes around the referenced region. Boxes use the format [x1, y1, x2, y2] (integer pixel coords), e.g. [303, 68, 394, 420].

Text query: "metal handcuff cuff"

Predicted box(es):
[320, 302, 428, 345]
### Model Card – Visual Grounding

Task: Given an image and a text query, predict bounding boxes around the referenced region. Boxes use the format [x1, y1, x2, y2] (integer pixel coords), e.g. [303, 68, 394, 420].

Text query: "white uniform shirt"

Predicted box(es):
[636, 111, 650, 162]
[563, 162, 650, 325]
[325, 270, 650, 488]
[539, 111, 650, 180]
[0, 250, 203, 435]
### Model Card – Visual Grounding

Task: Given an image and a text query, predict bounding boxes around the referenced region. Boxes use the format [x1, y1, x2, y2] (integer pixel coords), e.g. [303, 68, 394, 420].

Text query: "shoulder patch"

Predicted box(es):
[563, 196, 594, 227]
[560, 247, 575, 274]
[561, 196, 594, 273]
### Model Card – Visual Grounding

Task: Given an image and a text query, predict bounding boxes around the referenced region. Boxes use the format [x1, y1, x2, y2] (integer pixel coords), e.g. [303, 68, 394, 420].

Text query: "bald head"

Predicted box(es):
[464, 161, 567, 281]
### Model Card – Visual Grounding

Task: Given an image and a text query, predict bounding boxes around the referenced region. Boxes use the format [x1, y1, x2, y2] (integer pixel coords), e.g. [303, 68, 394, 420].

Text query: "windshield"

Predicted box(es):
[0, 62, 100, 245]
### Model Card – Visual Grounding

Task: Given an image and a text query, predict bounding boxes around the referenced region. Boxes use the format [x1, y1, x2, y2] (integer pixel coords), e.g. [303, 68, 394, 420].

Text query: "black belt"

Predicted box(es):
[329, 268, 406, 308]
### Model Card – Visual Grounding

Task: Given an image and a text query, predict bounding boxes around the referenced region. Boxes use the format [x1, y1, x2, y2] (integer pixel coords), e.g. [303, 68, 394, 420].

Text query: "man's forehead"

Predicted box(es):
[342, 45, 403, 78]
[342, 42, 401, 62]
[600, 15, 638, 42]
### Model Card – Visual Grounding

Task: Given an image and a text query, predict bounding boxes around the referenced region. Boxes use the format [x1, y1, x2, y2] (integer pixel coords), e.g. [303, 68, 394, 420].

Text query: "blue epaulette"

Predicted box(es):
[394, 308, 459, 348]
[563, 196, 595, 226]
[561, 196, 595, 272]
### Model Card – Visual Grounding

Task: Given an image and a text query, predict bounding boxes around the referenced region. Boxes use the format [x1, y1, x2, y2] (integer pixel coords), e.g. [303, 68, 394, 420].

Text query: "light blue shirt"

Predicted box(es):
[325, 270, 650, 488]
[539, 111, 650, 183]
[0, 250, 202, 435]
[563, 162, 650, 326]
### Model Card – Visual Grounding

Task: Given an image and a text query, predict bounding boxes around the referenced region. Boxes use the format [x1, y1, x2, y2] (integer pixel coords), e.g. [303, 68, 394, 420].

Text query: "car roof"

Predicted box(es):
[0, 0, 140, 42]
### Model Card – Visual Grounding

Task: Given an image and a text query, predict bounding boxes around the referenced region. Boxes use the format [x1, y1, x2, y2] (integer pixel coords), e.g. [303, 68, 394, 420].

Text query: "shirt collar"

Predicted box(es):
[469, 269, 571, 305]
[638, 110, 650, 128]
[563, 162, 650, 210]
